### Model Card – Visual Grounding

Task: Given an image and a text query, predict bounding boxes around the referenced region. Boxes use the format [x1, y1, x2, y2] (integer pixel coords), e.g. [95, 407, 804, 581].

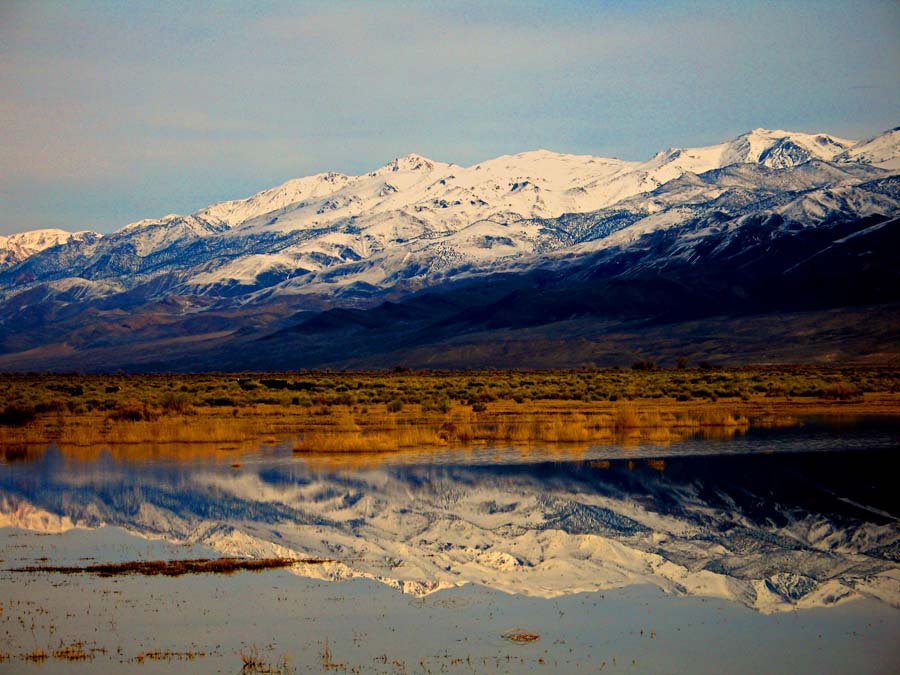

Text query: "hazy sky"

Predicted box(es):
[2, 0, 898, 235]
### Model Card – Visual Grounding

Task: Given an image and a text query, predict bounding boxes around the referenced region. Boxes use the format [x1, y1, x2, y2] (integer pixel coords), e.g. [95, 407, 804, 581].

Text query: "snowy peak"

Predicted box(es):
[197, 171, 353, 228]
[835, 126, 900, 170]
[377, 153, 443, 174]
[86, 126, 882, 246]
[118, 213, 185, 233]
[732, 128, 853, 166]
[0, 124, 896, 313]
[0, 228, 99, 269]
[626, 128, 858, 196]
[647, 129, 854, 179]
[0, 228, 97, 251]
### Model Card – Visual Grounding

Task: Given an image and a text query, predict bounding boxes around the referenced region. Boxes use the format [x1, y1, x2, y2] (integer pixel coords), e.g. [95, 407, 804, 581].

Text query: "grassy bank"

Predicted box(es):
[1, 367, 898, 460]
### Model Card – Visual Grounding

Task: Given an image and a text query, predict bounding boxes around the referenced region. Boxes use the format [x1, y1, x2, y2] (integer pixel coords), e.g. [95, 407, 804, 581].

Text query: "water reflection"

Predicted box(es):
[1, 419, 899, 613]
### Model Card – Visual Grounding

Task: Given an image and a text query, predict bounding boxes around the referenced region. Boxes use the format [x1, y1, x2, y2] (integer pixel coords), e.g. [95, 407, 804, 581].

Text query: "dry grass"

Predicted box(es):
[10, 557, 321, 577]
[0, 394, 876, 462]
[136, 649, 205, 663]
[238, 645, 293, 674]
[52, 641, 91, 661]
[22, 648, 48, 662]
[320, 639, 344, 671]
[292, 403, 751, 454]
[2, 367, 897, 463]
[503, 629, 541, 643]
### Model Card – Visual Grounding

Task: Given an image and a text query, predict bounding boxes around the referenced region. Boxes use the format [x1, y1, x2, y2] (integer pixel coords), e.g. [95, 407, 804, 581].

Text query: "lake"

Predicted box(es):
[1, 416, 899, 673]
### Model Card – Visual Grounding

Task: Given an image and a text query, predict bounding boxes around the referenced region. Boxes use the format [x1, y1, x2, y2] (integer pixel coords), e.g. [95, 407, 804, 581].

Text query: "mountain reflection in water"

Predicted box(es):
[1, 419, 898, 614]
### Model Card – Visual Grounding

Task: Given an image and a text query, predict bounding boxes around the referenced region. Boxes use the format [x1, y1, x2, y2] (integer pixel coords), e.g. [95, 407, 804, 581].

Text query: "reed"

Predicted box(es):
[2, 367, 896, 463]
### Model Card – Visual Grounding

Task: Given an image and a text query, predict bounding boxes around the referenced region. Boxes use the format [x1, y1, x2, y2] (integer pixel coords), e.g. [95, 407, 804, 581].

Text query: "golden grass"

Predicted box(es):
[136, 649, 205, 663]
[291, 402, 753, 454]
[2, 367, 898, 464]
[52, 642, 91, 661]
[503, 629, 540, 643]
[22, 649, 48, 662]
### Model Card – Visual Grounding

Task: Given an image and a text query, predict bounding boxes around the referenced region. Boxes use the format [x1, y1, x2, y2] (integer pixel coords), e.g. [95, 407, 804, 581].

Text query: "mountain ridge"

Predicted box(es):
[1, 126, 898, 371]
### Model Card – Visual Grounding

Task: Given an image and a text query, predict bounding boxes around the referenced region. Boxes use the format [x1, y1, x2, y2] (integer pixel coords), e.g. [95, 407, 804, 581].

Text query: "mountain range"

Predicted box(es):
[1, 126, 898, 371]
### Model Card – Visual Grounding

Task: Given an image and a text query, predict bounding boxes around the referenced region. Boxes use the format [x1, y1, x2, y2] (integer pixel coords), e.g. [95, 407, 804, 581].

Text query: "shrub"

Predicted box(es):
[160, 392, 193, 414]
[34, 399, 66, 414]
[823, 382, 861, 401]
[386, 399, 403, 413]
[422, 397, 452, 413]
[47, 383, 84, 396]
[332, 393, 355, 406]
[108, 400, 155, 422]
[0, 404, 37, 426]
[287, 380, 316, 391]
[203, 396, 236, 407]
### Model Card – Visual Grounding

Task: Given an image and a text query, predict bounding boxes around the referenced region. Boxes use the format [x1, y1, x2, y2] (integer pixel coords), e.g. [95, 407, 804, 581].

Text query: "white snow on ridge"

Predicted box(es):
[176, 254, 300, 286]
[175, 129, 864, 289]
[736, 128, 853, 165]
[635, 128, 854, 190]
[197, 172, 354, 227]
[2, 126, 897, 296]
[185, 129, 864, 244]
[835, 126, 900, 170]
[0, 228, 94, 250]
[0, 228, 98, 268]
[775, 185, 900, 223]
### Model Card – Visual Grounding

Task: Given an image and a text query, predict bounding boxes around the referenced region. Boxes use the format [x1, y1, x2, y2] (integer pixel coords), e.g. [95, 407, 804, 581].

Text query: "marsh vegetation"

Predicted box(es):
[1, 367, 897, 459]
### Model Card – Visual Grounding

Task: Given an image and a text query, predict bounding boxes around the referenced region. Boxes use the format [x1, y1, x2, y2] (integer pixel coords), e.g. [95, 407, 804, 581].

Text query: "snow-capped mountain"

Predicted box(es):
[0, 127, 886, 295]
[0, 228, 98, 269]
[0, 126, 897, 370]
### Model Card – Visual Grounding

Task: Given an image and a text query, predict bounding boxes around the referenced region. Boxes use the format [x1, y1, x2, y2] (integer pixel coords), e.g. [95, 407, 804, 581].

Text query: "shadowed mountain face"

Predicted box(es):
[2, 420, 899, 612]
[0, 130, 898, 371]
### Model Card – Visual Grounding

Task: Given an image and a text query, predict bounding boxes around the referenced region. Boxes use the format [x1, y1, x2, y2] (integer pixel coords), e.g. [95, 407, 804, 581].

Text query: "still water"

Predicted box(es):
[1, 417, 898, 673]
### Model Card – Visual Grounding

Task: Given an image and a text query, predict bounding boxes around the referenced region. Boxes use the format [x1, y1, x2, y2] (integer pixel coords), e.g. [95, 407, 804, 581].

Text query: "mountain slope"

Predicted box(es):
[835, 126, 900, 170]
[0, 128, 874, 301]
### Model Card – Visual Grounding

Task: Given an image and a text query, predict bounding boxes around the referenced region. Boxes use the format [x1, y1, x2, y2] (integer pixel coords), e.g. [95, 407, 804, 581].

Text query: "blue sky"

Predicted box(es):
[1, 0, 898, 235]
